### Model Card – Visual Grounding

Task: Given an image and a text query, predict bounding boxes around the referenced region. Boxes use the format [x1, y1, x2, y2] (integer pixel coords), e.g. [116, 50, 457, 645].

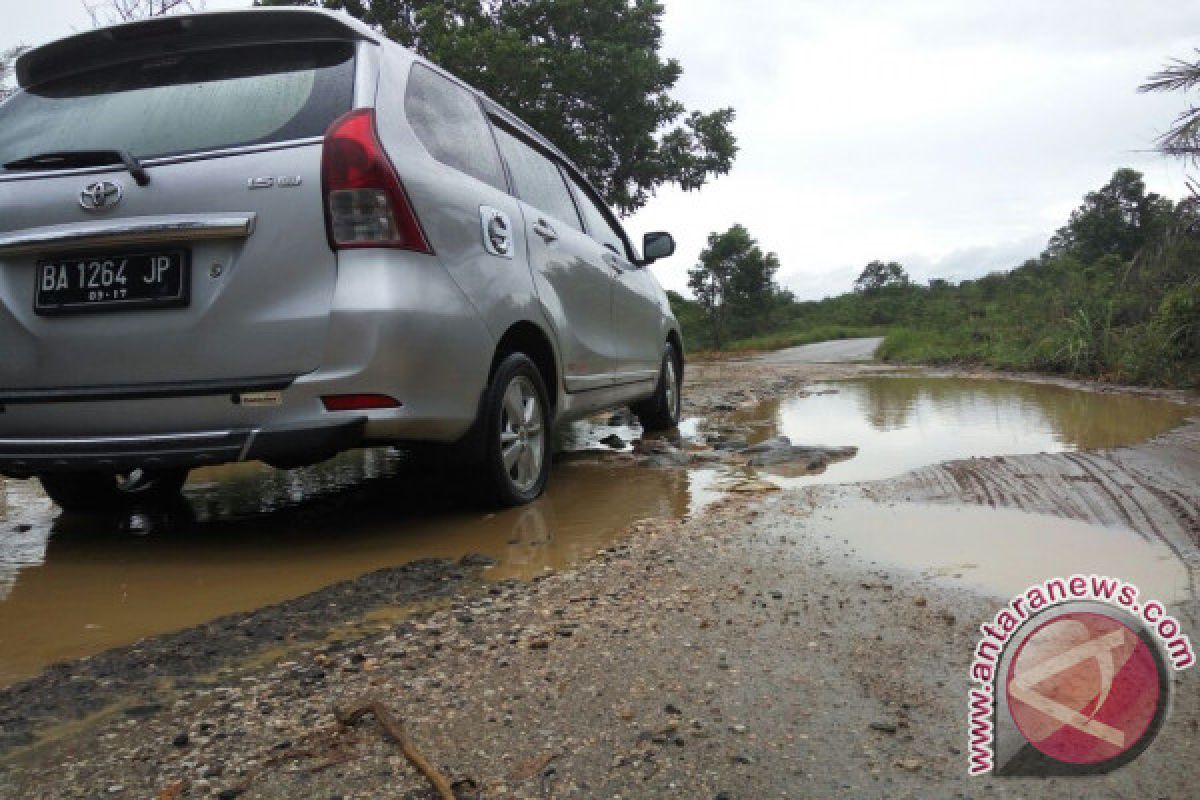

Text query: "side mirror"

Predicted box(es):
[642, 231, 675, 265]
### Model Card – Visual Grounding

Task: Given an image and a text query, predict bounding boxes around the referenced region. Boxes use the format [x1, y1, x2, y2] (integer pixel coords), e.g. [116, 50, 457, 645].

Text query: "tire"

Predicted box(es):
[632, 342, 682, 432]
[479, 353, 551, 507]
[38, 468, 190, 513]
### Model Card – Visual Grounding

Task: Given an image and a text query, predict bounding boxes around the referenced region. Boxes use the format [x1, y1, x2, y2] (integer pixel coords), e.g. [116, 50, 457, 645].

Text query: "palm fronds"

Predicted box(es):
[1141, 49, 1200, 162]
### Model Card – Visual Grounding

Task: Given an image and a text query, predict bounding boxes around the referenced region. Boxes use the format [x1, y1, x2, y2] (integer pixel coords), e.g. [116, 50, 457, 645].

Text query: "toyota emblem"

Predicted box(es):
[79, 180, 123, 211]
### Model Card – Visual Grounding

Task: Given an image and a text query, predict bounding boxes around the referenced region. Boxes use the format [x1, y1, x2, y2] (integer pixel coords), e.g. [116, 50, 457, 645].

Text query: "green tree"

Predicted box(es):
[1044, 168, 1170, 262]
[687, 224, 781, 348]
[853, 260, 910, 293]
[258, 0, 737, 215]
[665, 290, 711, 349]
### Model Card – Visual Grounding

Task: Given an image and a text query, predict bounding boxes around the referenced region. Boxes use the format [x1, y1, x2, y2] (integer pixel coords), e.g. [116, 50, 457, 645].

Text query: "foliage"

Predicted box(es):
[1140, 49, 1200, 168]
[685, 224, 787, 349]
[674, 169, 1198, 389]
[1044, 168, 1171, 261]
[257, 0, 736, 214]
[853, 260, 910, 293]
[874, 170, 1200, 387]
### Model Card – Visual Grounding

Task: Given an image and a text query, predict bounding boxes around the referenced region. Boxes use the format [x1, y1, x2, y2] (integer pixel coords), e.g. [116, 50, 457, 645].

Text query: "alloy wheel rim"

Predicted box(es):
[499, 375, 545, 493]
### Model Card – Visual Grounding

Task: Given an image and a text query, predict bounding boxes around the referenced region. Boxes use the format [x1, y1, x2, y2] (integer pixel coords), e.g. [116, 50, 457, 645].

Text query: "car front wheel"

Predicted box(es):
[38, 468, 190, 513]
[480, 353, 551, 507]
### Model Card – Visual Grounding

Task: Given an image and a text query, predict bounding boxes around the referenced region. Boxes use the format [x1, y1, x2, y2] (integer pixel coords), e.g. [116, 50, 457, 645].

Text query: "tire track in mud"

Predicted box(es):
[817, 420, 1200, 610]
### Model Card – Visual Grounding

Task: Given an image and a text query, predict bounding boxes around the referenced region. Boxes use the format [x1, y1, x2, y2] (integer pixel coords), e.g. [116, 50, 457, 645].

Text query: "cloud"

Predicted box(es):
[626, 0, 1198, 301]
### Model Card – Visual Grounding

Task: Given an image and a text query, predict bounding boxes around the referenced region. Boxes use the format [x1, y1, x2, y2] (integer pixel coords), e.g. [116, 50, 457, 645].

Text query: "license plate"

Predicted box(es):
[34, 250, 189, 314]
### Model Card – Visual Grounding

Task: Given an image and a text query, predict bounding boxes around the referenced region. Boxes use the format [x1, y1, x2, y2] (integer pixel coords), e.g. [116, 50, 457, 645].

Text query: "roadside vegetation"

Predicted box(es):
[675, 49, 1200, 388]
[675, 168, 1200, 387]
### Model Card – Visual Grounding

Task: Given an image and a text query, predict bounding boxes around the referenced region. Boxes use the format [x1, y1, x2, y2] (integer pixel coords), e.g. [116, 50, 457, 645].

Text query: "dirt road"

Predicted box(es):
[1, 356, 1197, 799]
[758, 335, 884, 363]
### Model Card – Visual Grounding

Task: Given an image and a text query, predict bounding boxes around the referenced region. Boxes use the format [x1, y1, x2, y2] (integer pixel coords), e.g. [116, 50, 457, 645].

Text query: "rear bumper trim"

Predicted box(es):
[0, 212, 257, 256]
[0, 375, 294, 405]
[0, 418, 364, 475]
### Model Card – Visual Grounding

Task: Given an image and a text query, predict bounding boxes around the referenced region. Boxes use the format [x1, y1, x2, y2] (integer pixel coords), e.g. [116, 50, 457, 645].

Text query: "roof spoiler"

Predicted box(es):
[16, 8, 380, 89]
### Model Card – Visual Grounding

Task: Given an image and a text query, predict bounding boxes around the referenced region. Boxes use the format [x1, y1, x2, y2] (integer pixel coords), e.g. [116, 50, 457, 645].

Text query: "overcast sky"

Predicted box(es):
[6, 0, 1198, 298]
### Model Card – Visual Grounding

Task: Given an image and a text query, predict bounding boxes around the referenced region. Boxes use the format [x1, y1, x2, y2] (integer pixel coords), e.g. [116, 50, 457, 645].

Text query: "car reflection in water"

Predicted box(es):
[0, 447, 693, 685]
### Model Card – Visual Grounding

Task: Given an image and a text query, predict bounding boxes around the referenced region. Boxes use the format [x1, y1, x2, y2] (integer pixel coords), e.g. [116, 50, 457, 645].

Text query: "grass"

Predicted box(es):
[875, 327, 984, 365]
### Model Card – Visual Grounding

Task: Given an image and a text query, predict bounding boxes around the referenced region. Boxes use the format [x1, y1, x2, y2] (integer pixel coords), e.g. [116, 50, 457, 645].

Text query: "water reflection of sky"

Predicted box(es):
[749, 377, 1194, 485]
[802, 502, 1191, 603]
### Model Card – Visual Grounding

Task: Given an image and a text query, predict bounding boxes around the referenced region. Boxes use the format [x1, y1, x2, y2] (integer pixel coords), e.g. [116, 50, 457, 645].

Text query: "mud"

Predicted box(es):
[4, 373, 1191, 685]
[0, 355, 1198, 798]
[0, 459, 703, 685]
[714, 375, 1196, 483]
[3, 468, 1196, 798]
[783, 501, 1190, 602]
[0, 557, 478, 754]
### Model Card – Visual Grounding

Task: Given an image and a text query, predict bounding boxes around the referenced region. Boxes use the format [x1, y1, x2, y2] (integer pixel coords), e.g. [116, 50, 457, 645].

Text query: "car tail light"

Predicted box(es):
[321, 109, 432, 253]
[321, 393, 402, 412]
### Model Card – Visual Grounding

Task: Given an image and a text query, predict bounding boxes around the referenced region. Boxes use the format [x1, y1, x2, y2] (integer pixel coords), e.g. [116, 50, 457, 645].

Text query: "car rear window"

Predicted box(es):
[0, 42, 355, 172]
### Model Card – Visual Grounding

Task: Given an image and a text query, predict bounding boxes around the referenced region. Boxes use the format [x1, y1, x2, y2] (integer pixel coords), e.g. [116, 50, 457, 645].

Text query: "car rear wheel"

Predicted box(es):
[632, 343, 682, 432]
[480, 353, 551, 507]
[38, 468, 190, 513]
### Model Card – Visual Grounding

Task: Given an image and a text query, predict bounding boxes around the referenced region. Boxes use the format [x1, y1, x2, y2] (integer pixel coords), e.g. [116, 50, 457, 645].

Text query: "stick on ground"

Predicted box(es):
[334, 697, 456, 800]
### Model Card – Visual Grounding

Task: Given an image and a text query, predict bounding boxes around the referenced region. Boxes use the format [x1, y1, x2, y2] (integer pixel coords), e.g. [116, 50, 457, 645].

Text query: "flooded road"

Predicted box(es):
[0, 374, 1193, 685]
[0, 455, 709, 685]
[724, 375, 1194, 483]
[794, 501, 1191, 602]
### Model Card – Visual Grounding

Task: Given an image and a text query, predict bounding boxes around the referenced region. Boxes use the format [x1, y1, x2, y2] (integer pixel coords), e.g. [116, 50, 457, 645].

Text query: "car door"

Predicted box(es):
[611, 264, 668, 381]
[564, 174, 664, 384]
[491, 125, 614, 390]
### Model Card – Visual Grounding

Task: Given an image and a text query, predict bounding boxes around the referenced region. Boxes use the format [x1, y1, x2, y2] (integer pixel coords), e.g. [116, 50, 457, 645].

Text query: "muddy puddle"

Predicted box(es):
[720, 376, 1194, 484]
[0, 454, 720, 685]
[0, 374, 1192, 685]
[791, 501, 1192, 603]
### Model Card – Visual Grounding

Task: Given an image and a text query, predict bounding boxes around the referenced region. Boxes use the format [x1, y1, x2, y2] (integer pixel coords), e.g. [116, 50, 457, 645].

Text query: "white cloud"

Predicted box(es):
[625, 0, 1200, 299]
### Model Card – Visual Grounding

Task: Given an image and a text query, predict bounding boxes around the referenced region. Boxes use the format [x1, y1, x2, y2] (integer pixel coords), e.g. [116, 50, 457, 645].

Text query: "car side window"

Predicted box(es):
[567, 175, 630, 259]
[492, 126, 582, 231]
[404, 63, 506, 191]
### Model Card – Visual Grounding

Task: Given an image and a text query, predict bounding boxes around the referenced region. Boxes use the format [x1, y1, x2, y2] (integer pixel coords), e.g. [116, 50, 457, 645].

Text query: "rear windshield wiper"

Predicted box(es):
[3, 149, 150, 186]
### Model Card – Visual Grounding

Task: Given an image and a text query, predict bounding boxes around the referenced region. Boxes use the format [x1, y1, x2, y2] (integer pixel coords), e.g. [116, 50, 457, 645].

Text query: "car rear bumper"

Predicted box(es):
[0, 417, 365, 476]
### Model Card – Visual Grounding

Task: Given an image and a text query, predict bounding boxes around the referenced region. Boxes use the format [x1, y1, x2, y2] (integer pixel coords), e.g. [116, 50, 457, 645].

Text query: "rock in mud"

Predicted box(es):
[607, 409, 633, 426]
[633, 437, 690, 466]
[458, 553, 498, 568]
[740, 435, 857, 468]
[721, 478, 780, 494]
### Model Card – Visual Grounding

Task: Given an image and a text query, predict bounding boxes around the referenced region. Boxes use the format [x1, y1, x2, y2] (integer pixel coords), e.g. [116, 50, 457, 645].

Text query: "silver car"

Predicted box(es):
[0, 8, 683, 511]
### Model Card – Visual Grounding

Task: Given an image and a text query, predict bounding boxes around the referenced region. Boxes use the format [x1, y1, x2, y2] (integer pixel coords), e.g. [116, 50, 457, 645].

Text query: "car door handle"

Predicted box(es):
[603, 251, 626, 273]
[532, 219, 558, 242]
